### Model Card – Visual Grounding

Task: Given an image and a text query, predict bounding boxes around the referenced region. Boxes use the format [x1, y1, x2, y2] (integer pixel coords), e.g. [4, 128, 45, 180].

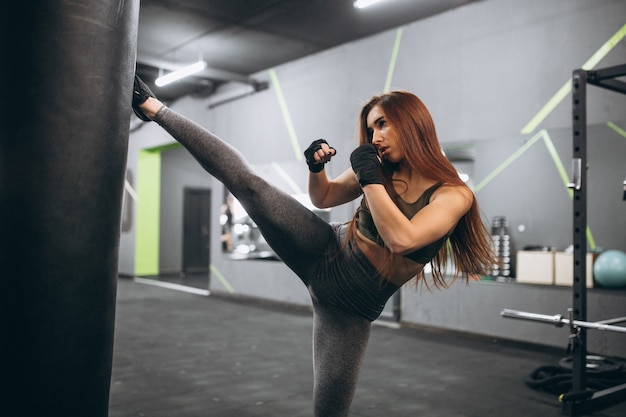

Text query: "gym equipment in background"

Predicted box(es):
[490, 216, 513, 280]
[593, 250, 626, 289]
[501, 63, 626, 416]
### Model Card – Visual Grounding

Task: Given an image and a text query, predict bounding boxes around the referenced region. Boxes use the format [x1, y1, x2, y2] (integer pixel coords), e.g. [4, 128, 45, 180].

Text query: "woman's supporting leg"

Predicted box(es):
[153, 107, 333, 282]
[311, 300, 372, 417]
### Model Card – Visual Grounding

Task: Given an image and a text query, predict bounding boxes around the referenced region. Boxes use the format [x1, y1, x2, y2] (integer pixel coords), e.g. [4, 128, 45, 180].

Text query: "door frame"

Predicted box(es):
[182, 187, 212, 275]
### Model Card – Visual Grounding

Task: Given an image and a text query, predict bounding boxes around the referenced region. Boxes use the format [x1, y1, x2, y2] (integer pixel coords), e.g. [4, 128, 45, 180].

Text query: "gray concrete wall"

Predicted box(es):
[401, 279, 626, 357]
[120, 0, 626, 356]
[159, 147, 212, 273]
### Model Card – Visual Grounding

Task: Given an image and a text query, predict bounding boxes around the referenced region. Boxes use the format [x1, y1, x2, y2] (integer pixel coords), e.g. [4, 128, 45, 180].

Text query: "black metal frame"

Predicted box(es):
[565, 63, 626, 415]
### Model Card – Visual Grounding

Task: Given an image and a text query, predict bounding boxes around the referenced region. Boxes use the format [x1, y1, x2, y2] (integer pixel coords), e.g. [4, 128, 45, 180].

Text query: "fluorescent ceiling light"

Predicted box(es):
[155, 61, 207, 87]
[354, 0, 385, 9]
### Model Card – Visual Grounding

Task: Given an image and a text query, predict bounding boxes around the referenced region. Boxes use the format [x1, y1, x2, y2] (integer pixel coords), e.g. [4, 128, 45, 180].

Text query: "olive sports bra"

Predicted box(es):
[355, 182, 449, 264]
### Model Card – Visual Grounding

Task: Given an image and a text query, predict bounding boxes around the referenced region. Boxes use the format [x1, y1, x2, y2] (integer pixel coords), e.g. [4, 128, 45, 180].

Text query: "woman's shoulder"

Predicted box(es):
[432, 182, 473, 206]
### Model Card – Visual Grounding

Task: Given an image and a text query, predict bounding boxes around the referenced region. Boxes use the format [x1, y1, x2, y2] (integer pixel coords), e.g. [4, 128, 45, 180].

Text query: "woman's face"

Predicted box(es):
[366, 105, 403, 163]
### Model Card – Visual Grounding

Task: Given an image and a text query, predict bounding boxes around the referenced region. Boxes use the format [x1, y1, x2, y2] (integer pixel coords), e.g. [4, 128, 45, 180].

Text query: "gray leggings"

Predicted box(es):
[153, 107, 399, 416]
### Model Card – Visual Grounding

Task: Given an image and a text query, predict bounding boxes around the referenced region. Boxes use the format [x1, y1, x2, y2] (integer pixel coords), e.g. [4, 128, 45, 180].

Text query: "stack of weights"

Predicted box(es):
[491, 216, 512, 280]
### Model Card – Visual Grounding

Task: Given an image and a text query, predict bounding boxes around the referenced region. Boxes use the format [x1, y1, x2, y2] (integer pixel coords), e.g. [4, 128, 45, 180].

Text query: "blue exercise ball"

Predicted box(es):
[593, 250, 626, 288]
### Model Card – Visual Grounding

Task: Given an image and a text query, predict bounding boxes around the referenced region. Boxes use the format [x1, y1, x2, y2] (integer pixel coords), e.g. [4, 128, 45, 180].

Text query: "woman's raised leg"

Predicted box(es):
[151, 106, 333, 283]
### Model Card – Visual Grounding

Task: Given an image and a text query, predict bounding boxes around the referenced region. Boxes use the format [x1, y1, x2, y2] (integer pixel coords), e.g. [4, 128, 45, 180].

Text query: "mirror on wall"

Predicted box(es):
[442, 119, 626, 282]
[220, 160, 330, 261]
[216, 121, 626, 275]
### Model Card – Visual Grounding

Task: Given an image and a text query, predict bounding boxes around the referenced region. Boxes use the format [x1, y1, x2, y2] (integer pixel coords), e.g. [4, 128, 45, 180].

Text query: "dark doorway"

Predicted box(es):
[182, 188, 211, 276]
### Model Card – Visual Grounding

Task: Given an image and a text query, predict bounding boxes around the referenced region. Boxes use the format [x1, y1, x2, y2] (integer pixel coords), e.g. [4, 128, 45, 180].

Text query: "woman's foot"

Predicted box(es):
[132, 75, 161, 121]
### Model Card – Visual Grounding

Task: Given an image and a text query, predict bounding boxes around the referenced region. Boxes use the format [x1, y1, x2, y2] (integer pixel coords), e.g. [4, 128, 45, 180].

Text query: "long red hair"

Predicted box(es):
[347, 90, 496, 287]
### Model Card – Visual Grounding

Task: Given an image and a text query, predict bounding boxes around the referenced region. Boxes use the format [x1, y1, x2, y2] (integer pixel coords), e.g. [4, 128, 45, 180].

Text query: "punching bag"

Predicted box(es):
[0, 1, 138, 416]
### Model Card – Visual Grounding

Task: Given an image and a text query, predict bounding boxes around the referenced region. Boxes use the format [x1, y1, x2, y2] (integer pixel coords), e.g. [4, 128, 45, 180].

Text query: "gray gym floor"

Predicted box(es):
[109, 277, 626, 417]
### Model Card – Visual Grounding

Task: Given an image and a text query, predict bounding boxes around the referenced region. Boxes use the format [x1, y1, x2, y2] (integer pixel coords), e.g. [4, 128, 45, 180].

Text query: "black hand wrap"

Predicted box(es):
[132, 75, 157, 121]
[350, 144, 383, 186]
[304, 139, 335, 173]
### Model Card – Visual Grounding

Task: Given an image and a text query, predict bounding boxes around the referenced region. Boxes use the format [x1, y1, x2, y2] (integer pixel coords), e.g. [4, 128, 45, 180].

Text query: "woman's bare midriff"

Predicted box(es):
[354, 229, 423, 286]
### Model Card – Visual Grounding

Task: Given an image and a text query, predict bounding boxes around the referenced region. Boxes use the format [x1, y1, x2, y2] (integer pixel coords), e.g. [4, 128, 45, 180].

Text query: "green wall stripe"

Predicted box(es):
[539, 133, 599, 251]
[269, 68, 302, 161]
[147, 142, 182, 153]
[581, 23, 626, 70]
[540, 131, 597, 252]
[520, 81, 571, 135]
[531, 132, 598, 250]
[384, 28, 403, 92]
[124, 179, 139, 202]
[541, 131, 571, 194]
[520, 23, 626, 135]
[474, 129, 545, 192]
[475, 130, 597, 250]
[210, 264, 235, 293]
[607, 121, 626, 138]
[134, 149, 161, 276]
[271, 162, 303, 194]
[586, 227, 597, 251]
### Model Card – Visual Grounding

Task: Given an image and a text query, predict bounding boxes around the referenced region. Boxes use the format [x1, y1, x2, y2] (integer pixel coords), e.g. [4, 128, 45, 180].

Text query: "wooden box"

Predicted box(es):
[516, 251, 555, 285]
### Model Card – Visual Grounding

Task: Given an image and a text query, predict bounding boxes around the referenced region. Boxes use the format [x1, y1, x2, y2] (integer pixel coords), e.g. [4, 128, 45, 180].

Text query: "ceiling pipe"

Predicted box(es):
[137, 56, 256, 85]
[206, 81, 269, 109]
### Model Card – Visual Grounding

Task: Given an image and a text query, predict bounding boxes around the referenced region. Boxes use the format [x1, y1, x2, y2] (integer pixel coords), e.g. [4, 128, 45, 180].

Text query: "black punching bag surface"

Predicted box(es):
[0, 1, 138, 416]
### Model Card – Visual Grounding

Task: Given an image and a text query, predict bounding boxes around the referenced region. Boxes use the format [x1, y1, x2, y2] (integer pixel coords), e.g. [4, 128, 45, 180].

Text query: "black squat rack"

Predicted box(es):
[501, 63, 626, 416]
